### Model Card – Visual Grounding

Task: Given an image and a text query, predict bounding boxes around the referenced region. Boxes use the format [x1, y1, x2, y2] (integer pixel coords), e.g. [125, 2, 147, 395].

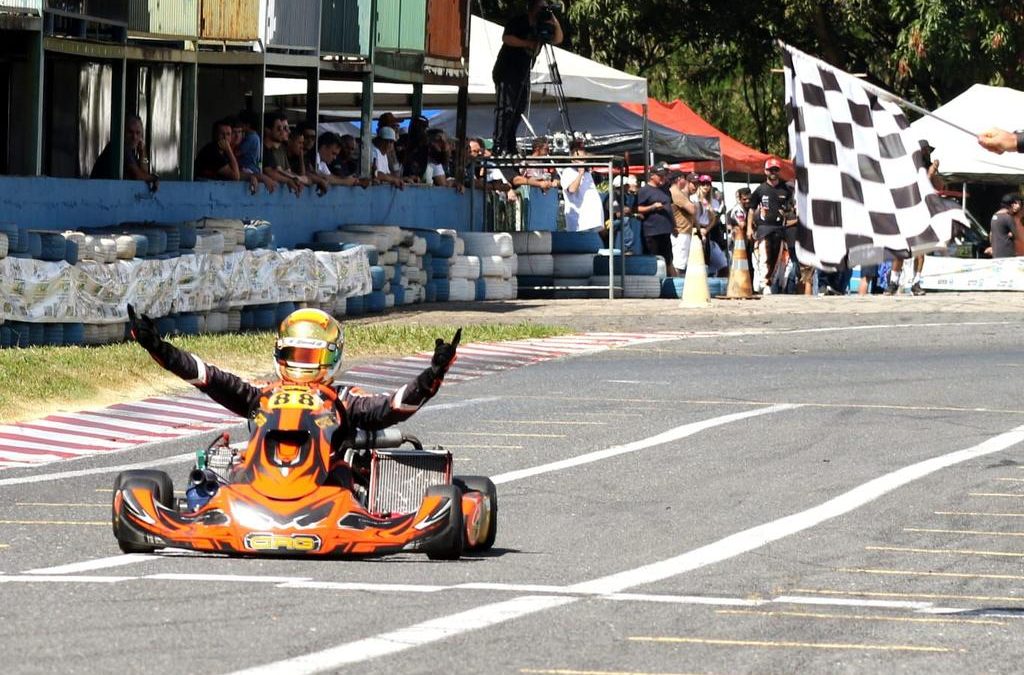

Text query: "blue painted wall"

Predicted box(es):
[0, 177, 560, 247]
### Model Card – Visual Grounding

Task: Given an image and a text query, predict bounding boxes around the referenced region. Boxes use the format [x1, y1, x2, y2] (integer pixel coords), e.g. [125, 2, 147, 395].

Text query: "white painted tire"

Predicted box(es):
[378, 250, 398, 266]
[411, 236, 427, 256]
[448, 278, 475, 301]
[461, 232, 514, 257]
[449, 255, 481, 280]
[553, 253, 596, 278]
[590, 275, 663, 298]
[517, 254, 554, 276]
[479, 255, 512, 280]
[511, 231, 552, 255]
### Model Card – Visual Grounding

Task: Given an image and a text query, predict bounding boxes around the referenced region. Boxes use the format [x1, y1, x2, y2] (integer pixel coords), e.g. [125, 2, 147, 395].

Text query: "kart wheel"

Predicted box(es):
[112, 471, 174, 554]
[424, 484, 464, 561]
[454, 475, 497, 551]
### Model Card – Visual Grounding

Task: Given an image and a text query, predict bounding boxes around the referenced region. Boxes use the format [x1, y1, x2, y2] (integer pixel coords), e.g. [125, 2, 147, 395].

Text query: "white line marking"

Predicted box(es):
[0, 426, 131, 448]
[604, 593, 765, 607]
[456, 582, 572, 594]
[0, 575, 134, 583]
[569, 422, 1024, 594]
[227, 595, 575, 675]
[25, 554, 153, 575]
[277, 581, 448, 593]
[773, 595, 932, 610]
[148, 573, 312, 584]
[0, 451, 198, 487]
[491, 404, 800, 485]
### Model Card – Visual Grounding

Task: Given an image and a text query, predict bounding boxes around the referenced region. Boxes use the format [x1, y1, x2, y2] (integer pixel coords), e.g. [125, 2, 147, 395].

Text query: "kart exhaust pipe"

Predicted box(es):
[189, 468, 221, 496]
[185, 469, 221, 510]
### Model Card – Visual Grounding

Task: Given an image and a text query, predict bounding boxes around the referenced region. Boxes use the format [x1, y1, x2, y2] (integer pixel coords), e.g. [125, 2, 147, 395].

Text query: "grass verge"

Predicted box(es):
[0, 323, 571, 424]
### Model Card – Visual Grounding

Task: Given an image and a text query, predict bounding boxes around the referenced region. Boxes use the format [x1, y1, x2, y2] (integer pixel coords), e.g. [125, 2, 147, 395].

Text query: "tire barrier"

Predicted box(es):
[551, 231, 603, 254]
[593, 254, 661, 277]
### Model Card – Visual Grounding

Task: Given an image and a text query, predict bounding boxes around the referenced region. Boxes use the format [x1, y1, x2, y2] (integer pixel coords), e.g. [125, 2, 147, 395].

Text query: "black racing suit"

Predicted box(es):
[145, 339, 447, 444]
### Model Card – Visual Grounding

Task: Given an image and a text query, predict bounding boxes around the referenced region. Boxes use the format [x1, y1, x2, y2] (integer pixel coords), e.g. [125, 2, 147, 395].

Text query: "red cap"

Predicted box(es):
[764, 157, 782, 171]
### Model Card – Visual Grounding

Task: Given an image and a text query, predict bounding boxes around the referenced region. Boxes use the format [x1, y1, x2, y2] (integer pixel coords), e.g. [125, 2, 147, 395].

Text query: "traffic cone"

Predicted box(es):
[725, 229, 755, 299]
[679, 233, 710, 308]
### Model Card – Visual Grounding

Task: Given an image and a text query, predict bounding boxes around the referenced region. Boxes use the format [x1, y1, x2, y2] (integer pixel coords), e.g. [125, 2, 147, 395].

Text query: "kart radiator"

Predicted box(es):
[368, 449, 452, 515]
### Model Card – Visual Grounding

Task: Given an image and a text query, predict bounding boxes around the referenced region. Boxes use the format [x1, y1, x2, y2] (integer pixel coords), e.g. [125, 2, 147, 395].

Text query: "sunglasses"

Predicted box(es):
[767, 168, 781, 173]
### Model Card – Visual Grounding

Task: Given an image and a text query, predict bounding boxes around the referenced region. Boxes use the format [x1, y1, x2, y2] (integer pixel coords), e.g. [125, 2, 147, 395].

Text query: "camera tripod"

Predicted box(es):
[542, 42, 574, 138]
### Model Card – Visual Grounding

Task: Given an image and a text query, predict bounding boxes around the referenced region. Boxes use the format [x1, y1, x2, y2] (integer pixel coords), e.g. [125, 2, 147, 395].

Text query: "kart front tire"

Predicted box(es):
[112, 470, 174, 554]
[425, 484, 464, 561]
[454, 475, 498, 551]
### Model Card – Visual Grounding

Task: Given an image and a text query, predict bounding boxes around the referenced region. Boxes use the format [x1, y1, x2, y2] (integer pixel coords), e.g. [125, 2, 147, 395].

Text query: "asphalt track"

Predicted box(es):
[2, 312, 1024, 674]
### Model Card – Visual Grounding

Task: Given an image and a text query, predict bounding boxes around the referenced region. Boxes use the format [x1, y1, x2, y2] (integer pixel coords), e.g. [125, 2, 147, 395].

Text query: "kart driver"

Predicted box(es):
[127, 305, 460, 437]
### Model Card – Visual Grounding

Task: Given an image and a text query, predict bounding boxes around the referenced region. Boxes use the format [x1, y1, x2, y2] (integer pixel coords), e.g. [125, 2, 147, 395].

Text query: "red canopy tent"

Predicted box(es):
[622, 98, 795, 180]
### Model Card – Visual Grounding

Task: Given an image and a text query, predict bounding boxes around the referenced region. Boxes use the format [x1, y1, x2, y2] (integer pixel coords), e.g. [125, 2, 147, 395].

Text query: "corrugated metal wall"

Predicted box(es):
[319, 0, 369, 56]
[376, 0, 423, 52]
[45, 0, 129, 23]
[199, 0, 258, 40]
[128, 0, 198, 37]
[425, 0, 461, 59]
[0, 0, 42, 14]
[265, 0, 320, 51]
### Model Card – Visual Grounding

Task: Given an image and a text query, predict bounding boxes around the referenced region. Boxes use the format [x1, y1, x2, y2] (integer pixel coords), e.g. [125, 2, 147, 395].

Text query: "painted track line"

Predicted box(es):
[239, 417, 1024, 673]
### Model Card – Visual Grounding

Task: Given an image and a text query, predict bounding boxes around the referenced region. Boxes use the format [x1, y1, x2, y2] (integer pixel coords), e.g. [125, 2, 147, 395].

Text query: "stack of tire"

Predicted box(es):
[551, 231, 605, 299]
[431, 229, 463, 302]
[512, 231, 554, 298]
[197, 218, 246, 253]
[592, 253, 667, 298]
[460, 232, 518, 301]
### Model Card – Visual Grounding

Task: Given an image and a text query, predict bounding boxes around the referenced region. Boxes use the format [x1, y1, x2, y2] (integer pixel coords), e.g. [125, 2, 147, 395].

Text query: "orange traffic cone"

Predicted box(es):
[679, 233, 710, 308]
[724, 228, 756, 299]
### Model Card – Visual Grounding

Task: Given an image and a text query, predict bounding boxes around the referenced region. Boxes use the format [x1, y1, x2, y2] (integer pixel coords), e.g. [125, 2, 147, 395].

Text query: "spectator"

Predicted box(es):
[608, 174, 639, 255]
[328, 134, 362, 180]
[296, 121, 318, 170]
[636, 165, 675, 272]
[989, 193, 1020, 259]
[514, 137, 557, 191]
[230, 116, 266, 194]
[668, 171, 696, 276]
[559, 140, 604, 234]
[694, 174, 727, 276]
[234, 110, 274, 193]
[377, 113, 403, 178]
[262, 112, 303, 197]
[194, 118, 240, 181]
[467, 137, 512, 191]
[401, 114, 431, 181]
[91, 114, 159, 192]
[372, 127, 404, 189]
[747, 158, 794, 294]
[315, 132, 362, 187]
[727, 187, 754, 282]
[287, 128, 328, 196]
[491, 0, 562, 156]
[422, 134, 460, 189]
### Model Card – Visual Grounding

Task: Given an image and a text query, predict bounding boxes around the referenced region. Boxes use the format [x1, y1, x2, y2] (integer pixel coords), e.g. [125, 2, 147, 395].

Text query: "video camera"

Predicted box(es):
[534, 2, 561, 43]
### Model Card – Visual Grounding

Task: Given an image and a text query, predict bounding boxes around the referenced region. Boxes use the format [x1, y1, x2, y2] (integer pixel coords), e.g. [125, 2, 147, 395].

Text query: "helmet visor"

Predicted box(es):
[275, 337, 340, 368]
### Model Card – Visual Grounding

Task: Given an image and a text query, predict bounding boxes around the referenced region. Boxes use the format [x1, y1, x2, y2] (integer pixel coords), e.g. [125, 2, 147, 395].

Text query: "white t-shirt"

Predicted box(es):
[372, 146, 390, 176]
[559, 167, 604, 232]
[316, 154, 332, 177]
[424, 161, 446, 184]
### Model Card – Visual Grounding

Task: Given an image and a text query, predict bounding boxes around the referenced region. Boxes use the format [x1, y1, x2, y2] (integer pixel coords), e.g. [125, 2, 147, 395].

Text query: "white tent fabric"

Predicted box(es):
[265, 16, 647, 106]
[469, 15, 647, 103]
[910, 84, 1024, 182]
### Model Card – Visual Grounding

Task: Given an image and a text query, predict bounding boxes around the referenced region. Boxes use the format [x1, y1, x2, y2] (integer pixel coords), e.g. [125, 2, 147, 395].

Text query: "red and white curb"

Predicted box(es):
[0, 331, 685, 470]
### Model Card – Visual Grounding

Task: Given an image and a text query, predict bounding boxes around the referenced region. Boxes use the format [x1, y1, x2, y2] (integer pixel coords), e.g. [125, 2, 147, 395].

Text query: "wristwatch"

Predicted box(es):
[1016, 130, 1024, 154]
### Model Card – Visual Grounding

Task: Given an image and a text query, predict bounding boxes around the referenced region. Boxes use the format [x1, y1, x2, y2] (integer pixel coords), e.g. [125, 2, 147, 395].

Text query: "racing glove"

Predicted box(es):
[415, 328, 461, 395]
[127, 304, 181, 372]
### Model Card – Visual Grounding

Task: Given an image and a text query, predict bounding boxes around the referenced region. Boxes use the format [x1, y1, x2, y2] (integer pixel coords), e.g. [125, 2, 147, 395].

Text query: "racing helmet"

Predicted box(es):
[274, 308, 344, 385]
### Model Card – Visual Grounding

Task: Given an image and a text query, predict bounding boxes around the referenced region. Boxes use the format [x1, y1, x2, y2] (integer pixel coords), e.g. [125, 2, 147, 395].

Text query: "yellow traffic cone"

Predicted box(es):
[725, 229, 755, 299]
[679, 233, 710, 308]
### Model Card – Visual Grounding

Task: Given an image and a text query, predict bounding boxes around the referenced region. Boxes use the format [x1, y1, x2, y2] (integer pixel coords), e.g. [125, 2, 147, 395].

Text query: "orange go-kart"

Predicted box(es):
[111, 385, 497, 559]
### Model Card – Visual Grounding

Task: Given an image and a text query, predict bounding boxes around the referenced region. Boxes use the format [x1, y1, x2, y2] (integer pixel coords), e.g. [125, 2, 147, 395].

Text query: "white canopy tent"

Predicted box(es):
[266, 15, 647, 107]
[910, 84, 1024, 183]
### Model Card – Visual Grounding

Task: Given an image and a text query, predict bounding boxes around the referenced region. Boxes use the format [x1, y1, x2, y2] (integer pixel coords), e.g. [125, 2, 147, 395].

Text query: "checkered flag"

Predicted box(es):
[782, 43, 965, 271]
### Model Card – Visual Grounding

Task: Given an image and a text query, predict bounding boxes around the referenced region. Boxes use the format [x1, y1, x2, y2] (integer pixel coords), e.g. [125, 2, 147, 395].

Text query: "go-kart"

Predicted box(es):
[111, 385, 496, 559]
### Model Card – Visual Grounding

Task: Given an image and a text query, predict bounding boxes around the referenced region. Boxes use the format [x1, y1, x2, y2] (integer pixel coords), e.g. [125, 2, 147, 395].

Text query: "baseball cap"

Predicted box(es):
[1000, 192, 1021, 207]
[698, 174, 713, 184]
[685, 172, 699, 183]
[765, 157, 782, 171]
[378, 126, 397, 141]
[651, 162, 670, 176]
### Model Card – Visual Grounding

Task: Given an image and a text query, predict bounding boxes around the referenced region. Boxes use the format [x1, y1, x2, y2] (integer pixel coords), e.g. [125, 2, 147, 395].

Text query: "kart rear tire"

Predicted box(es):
[112, 470, 174, 554]
[454, 475, 498, 551]
[424, 484, 464, 561]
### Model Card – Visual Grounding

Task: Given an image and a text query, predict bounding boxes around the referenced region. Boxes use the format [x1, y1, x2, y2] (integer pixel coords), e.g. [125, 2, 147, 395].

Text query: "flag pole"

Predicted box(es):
[777, 41, 978, 138]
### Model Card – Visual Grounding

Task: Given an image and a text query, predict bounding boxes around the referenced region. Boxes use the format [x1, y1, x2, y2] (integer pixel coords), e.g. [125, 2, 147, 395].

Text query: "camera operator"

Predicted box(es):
[492, 1, 564, 157]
